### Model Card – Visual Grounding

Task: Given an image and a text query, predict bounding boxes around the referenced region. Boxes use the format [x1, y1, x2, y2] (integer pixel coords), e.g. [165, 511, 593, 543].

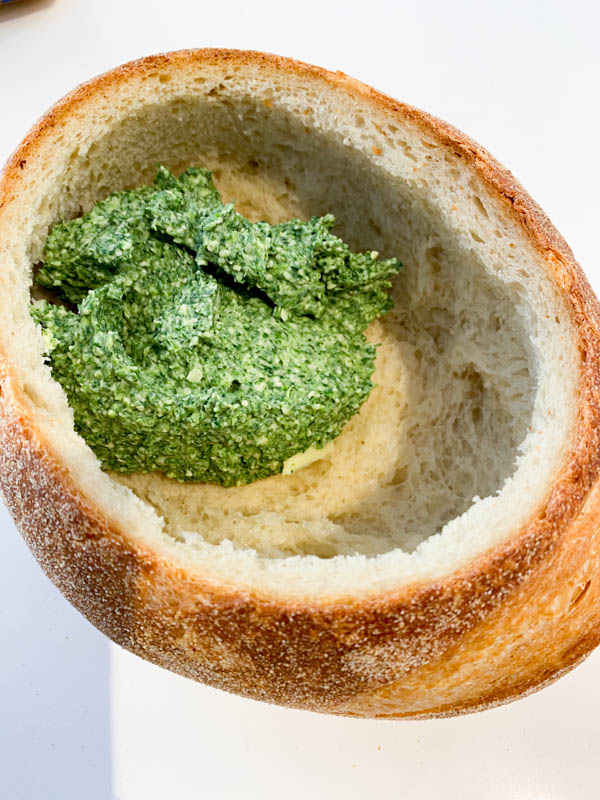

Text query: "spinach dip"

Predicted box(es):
[31, 166, 401, 487]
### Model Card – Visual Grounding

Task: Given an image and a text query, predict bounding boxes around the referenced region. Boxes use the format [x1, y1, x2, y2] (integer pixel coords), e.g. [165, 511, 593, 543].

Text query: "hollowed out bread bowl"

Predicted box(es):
[1, 49, 600, 718]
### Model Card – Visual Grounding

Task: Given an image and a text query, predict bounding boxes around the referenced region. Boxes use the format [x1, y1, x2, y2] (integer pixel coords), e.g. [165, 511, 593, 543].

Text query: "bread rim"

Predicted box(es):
[1, 48, 600, 718]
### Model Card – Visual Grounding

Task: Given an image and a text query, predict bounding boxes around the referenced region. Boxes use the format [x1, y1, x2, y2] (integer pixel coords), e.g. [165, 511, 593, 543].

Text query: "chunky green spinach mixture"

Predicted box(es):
[32, 166, 401, 486]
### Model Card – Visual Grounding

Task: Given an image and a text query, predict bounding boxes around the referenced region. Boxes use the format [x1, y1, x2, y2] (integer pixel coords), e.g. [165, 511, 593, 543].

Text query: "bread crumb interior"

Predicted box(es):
[2, 65, 576, 576]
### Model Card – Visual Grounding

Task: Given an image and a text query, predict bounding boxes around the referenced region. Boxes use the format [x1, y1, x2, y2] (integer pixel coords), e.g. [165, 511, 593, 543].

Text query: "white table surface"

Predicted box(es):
[1, 1, 599, 798]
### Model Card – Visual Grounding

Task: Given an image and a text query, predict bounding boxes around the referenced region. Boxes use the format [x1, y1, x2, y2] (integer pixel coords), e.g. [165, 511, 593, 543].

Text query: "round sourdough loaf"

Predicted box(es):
[1, 49, 600, 718]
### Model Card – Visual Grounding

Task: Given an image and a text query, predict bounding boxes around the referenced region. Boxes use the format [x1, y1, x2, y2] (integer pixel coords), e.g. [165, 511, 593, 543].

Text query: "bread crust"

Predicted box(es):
[2, 49, 600, 716]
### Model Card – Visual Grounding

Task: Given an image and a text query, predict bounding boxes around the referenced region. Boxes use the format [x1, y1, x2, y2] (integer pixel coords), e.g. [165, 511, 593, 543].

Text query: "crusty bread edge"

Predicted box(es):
[1, 49, 600, 716]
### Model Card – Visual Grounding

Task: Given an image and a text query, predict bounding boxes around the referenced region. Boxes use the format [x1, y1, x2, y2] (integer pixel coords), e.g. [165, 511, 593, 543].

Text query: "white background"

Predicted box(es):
[1, 1, 600, 798]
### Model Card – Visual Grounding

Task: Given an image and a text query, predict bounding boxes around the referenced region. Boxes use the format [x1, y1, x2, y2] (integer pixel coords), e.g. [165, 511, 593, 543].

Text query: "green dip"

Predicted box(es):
[31, 166, 401, 487]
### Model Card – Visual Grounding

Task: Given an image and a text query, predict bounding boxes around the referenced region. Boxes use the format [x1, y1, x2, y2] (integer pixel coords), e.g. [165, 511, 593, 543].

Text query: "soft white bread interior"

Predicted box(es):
[0, 54, 576, 589]
[1, 51, 597, 717]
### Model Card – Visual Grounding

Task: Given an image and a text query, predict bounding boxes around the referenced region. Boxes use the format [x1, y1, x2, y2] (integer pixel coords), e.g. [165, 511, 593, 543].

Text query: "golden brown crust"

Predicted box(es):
[1, 49, 600, 716]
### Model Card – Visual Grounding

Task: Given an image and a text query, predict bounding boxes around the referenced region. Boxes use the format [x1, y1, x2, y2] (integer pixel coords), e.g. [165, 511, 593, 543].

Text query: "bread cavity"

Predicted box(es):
[0, 57, 578, 593]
